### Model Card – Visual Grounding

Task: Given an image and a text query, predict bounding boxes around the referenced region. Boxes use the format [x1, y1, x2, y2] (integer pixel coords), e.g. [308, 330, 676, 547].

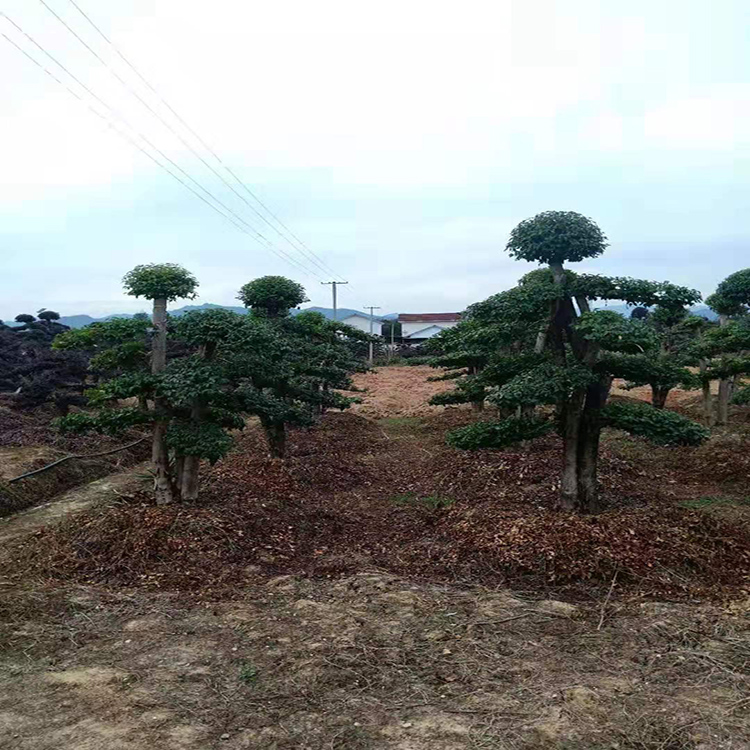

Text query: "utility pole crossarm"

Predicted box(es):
[321, 280, 348, 321]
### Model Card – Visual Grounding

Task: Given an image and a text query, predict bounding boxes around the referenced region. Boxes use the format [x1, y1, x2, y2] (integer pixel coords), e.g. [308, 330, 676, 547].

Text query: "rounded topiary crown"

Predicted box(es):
[123, 263, 198, 302]
[237, 276, 308, 317]
[707, 268, 750, 316]
[506, 211, 608, 266]
[37, 310, 61, 322]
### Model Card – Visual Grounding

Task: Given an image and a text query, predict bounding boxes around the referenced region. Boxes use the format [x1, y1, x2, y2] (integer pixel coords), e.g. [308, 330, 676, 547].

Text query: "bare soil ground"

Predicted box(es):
[0, 464, 149, 546]
[1, 367, 749, 749]
[2, 574, 749, 749]
[0, 405, 148, 517]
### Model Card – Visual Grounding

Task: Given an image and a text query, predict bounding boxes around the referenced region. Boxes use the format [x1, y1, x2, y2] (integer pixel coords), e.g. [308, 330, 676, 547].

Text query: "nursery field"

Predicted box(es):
[1, 366, 749, 749]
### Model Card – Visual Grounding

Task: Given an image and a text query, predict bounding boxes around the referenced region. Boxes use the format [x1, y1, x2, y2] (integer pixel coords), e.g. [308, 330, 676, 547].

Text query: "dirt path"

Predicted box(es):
[351, 365, 456, 418]
[0, 463, 148, 545]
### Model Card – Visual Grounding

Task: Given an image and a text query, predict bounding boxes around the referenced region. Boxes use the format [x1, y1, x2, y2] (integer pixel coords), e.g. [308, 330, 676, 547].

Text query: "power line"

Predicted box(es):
[0, 24, 323, 280]
[1, 11, 303, 273]
[66, 0, 347, 284]
[45, 0, 348, 283]
[67, 0, 348, 285]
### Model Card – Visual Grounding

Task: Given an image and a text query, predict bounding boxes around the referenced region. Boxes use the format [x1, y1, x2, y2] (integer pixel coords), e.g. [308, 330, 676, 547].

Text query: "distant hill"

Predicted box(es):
[58, 304, 394, 329]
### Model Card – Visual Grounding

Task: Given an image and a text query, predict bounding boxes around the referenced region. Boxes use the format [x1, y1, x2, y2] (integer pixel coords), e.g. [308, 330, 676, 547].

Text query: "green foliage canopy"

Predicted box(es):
[237, 275, 308, 318]
[123, 263, 198, 302]
[506, 211, 608, 265]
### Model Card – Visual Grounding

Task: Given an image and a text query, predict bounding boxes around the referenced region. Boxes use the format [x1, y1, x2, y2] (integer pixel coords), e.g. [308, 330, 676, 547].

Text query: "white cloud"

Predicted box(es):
[642, 87, 750, 150]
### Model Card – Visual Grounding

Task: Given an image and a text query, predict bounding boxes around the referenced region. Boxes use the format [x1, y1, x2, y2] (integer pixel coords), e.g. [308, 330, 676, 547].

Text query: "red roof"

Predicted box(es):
[398, 313, 461, 323]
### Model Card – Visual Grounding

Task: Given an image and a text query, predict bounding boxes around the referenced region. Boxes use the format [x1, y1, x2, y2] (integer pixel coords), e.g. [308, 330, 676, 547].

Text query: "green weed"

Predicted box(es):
[238, 661, 259, 685]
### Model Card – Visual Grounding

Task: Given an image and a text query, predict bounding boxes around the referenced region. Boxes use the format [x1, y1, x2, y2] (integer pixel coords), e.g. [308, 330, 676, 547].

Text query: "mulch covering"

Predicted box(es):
[9, 411, 750, 600]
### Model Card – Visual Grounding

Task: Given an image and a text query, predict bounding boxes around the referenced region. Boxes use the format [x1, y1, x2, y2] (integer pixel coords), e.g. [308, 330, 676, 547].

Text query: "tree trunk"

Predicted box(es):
[651, 385, 670, 409]
[576, 379, 611, 513]
[152, 420, 173, 505]
[262, 419, 287, 458]
[558, 390, 586, 511]
[716, 315, 730, 425]
[181, 455, 200, 501]
[175, 454, 185, 491]
[717, 379, 731, 425]
[472, 400, 484, 413]
[700, 359, 714, 426]
[151, 297, 173, 505]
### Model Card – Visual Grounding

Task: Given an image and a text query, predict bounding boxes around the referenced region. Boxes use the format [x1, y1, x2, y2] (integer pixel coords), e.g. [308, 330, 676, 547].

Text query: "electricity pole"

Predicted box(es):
[321, 281, 348, 321]
[364, 305, 381, 365]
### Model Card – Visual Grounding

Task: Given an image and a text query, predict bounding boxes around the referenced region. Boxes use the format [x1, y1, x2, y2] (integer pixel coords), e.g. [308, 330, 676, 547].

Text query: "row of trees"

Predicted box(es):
[0, 311, 88, 413]
[54, 266, 372, 504]
[425, 211, 750, 513]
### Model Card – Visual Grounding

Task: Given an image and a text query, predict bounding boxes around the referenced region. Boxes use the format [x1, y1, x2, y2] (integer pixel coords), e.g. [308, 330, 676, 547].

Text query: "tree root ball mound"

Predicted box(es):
[11, 412, 750, 600]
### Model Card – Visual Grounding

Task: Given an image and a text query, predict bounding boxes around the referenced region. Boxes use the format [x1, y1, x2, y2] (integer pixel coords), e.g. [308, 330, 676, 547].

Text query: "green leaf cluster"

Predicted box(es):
[447, 416, 552, 450]
[603, 401, 709, 446]
[122, 263, 198, 302]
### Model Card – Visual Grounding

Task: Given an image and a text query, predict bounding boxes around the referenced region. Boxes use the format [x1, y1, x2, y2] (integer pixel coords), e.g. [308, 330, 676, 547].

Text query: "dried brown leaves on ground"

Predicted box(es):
[10, 402, 750, 599]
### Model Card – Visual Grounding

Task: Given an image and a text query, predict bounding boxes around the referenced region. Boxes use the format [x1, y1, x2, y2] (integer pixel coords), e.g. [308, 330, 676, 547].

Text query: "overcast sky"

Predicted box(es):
[1, 0, 749, 319]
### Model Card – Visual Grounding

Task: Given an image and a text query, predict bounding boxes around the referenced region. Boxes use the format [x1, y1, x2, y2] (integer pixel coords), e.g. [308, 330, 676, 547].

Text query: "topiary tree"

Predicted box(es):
[236, 278, 365, 457]
[56, 309, 249, 501]
[692, 317, 750, 426]
[237, 275, 308, 318]
[630, 306, 650, 321]
[447, 211, 707, 513]
[0, 310, 83, 413]
[37, 310, 61, 323]
[14, 314, 36, 325]
[425, 319, 497, 412]
[122, 263, 198, 504]
[704, 269, 750, 424]
[614, 310, 706, 409]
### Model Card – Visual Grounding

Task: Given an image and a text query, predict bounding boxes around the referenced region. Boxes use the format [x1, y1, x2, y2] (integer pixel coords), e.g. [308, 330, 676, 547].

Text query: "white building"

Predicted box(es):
[398, 313, 461, 342]
[339, 312, 383, 335]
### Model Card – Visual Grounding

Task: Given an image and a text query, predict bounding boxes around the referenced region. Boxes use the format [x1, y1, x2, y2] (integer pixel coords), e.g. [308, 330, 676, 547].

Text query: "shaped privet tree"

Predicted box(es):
[237, 277, 365, 457]
[425, 319, 500, 412]
[122, 263, 198, 504]
[56, 309, 255, 502]
[0, 308, 87, 412]
[447, 211, 708, 513]
[611, 306, 706, 409]
[704, 269, 750, 425]
[237, 275, 309, 457]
